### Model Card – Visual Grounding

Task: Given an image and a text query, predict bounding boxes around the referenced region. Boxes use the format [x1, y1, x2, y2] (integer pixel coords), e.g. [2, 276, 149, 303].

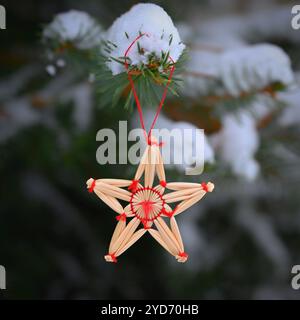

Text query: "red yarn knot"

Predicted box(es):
[116, 213, 127, 222]
[179, 252, 188, 258]
[88, 179, 96, 193]
[162, 207, 174, 218]
[142, 219, 150, 229]
[147, 137, 164, 147]
[109, 253, 117, 263]
[201, 182, 209, 193]
[128, 179, 140, 193]
[160, 180, 167, 188]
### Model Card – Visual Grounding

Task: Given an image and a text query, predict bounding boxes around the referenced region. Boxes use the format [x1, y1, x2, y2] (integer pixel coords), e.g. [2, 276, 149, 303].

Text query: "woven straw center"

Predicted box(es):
[130, 187, 164, 222]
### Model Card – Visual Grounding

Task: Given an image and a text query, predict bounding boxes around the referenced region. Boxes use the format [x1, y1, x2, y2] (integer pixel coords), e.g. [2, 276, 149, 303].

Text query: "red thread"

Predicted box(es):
[138, 200, 155, 221]
[124, 33, 175, 145]
[179, 252, 188, 258]
[201, 182, 209, 192]
[88, 179, 96, 193]
[162, 207, 174, 218]
[116, 213, 127, 221]
[160, 180, 167, 188]
[128, 179, 140, 193]
[109, 253, 117, 263]
[147, 137, 164, 147]
[142, 219, 151, 229]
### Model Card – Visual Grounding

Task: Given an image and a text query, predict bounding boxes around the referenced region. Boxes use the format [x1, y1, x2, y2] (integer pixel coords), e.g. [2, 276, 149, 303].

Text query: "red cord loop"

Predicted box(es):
[116, 213, 127, 221]
[124, 33, 175, 146]
[201, 182, 209, 192]
[88, 179, 96, 193]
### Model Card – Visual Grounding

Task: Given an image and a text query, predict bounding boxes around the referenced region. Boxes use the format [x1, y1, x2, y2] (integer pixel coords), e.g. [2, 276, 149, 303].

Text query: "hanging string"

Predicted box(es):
[124, 33, 176, 146]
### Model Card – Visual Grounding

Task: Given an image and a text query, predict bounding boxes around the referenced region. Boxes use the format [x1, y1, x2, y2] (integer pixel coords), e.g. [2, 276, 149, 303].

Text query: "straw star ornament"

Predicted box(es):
[87, 137, 214, 263]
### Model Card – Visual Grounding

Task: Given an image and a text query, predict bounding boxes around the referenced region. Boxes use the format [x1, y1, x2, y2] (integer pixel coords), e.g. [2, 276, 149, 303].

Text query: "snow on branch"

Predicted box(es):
[219, 44, 294, 96]
[43, 10, 104, 50]
[184, 44, 294, 99]
[104, 3, 185, 75]
[212, 111, 260, 181]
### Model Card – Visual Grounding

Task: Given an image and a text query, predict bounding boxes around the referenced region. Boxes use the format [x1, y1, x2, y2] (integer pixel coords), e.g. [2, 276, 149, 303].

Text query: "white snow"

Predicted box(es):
[219, 44, 294, 96]
[176, 23, 193, 43]
[56, 59, 66, 68]
[212, 111, 260, 181]
[184, 50, 221, 97]
[193, 5, 300, 51]
[105, 3, 185, 75]
[195, 16, 247, 50]
[0, 72, 76, 143]
[184, 43, 293, 97]
[249, 95, 275, 121]
[244, 6, 300, 45]
[43, 10, 103, 49]
[278, 89, 300, 126]
[60, 83, 93, 132]
[46, 65, 56, 76]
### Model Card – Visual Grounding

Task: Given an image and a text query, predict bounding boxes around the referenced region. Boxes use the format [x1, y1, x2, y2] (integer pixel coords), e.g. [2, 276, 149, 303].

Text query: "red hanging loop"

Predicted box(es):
[124, 33, 176, 146]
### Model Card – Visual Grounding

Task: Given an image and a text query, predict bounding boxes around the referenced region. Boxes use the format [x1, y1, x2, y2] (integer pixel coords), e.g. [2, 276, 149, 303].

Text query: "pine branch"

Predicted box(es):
[94, 49, 188, 110]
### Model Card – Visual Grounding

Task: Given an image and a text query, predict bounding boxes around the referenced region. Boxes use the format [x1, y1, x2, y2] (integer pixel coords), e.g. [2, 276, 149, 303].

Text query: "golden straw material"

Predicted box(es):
[109, 219, 126, 252]
[170, 217, 184, 252]
[87, 136, 214, 263]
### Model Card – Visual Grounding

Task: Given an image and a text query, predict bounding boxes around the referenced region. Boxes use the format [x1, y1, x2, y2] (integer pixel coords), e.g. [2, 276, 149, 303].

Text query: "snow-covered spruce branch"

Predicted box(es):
[183, 44, 294, 104]
[42, 5, 294, 112]
[43, 10, 104, 50]
[104, 3, 185, 75]
[42, 4, 186, 109]
[39, 3, 300, 182]
[43, 10, 104, 76]
[98, 3, 186, 110]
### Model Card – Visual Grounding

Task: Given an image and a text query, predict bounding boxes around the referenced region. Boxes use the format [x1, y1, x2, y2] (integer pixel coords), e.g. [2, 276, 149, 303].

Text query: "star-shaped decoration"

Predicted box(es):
[87, 137, 214, 263]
